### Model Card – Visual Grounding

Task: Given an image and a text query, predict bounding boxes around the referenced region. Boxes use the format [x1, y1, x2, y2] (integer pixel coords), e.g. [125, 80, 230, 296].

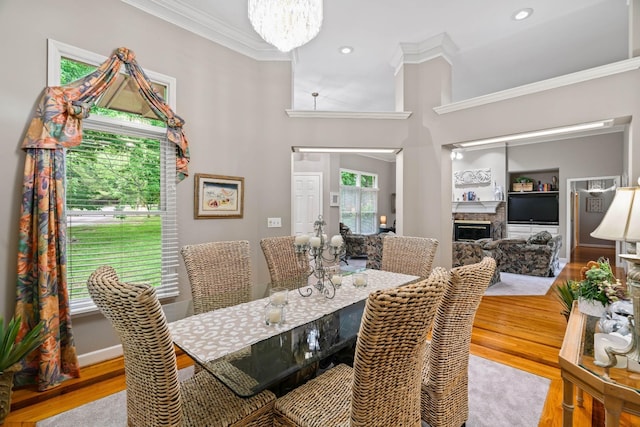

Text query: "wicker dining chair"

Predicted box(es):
[181, 240, 252, 315]
[273, 267, 450, 427]
[87, 266, 275, 427]
[421, 256, 496, 427]
[260, 236, 310, 291]
[381, 235, 439, 278]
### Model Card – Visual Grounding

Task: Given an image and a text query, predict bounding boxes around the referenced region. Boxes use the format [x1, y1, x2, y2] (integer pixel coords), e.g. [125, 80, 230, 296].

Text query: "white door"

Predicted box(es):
[292, 173, 322, 236]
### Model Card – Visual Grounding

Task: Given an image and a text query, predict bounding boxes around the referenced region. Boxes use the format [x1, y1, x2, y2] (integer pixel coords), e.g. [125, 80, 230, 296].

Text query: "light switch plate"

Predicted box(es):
[267, 217, 282, 228]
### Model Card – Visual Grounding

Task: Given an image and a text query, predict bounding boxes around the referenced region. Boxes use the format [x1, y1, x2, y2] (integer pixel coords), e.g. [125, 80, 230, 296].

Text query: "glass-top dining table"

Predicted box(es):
[168, 269, 420, 397]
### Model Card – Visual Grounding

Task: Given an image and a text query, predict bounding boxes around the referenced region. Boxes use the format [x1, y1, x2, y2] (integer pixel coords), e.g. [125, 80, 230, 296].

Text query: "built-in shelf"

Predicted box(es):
[507, 191, 559, 195]
[452, 200, 503, 214]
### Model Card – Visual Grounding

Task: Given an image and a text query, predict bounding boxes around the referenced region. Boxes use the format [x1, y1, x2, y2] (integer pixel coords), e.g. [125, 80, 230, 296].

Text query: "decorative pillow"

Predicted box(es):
[527, 230, 552, 245]
[478, 239, 499, 250]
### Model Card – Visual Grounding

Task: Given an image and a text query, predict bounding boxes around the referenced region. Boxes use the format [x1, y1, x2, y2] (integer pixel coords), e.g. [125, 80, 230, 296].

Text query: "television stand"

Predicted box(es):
[507, 223, 559, 239]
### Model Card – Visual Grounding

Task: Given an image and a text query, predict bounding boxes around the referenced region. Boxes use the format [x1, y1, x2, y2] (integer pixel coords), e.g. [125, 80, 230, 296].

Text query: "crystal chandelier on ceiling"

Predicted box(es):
[248, 0, 323, 53]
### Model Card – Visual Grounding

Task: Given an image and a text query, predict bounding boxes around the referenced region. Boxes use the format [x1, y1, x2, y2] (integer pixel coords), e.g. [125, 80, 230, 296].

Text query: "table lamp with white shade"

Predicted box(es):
[380, 215, 387, 228]
[590, 183, 640, 369]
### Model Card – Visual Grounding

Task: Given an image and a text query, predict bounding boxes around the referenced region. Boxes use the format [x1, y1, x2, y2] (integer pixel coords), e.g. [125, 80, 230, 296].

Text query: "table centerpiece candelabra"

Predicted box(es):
[293, 215, 345, 299]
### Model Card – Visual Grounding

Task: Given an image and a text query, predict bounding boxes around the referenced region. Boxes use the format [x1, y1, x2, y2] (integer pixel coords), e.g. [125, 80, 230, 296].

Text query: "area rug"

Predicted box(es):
[38, 356, 549, 427]
[484, 261, 566, 296]
[462, 355, 549, 427]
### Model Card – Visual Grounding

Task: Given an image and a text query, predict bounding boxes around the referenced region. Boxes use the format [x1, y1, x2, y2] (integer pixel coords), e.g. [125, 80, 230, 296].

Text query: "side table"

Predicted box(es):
[559, 302, 640, 426]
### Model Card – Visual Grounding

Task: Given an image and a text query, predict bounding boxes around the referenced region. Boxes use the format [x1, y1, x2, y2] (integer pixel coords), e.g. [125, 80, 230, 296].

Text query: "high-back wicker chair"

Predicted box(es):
[421, 256, 496, 427]
[87, 266, 275, 427]
[381, 235, 439, 278]
[181, 240, 252, 315]
[260, 236, 310, 291]
[273, 267, 450, 427]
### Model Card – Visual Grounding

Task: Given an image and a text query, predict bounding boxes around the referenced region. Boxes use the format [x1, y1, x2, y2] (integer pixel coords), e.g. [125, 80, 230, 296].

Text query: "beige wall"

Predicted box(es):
[452, 147, 507, 202]
[1, 0, 639, 361]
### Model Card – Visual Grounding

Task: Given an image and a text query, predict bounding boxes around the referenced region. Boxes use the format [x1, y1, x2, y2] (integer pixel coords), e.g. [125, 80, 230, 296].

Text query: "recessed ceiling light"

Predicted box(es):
[512, 8, 533, 21]
[339, 46, 353, 54]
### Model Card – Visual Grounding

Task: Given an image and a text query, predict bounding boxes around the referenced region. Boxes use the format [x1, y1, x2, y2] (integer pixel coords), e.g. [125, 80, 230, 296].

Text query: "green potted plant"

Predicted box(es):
[0, 316, 44, 424]
[513, 176, 534, 191]
[553, 281, 577, 321]
[514, 176, 534, 183]
[574, 258, 626, 317]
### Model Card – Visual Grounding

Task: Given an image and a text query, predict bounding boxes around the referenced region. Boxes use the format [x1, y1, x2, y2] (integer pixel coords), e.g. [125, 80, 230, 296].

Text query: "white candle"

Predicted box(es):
[353, 273, 367, 287]
[267, 307, 282, 324]
[271, 292, 287, 305]
[331, 235, 343, 247]
[310, 236, 322, 247]
[331, 274, 342, 285]
[295, 234, 310, 245]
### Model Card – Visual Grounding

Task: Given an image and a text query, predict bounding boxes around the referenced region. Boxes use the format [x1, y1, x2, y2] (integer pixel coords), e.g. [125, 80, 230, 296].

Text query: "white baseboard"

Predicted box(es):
[78, 344, 123, 368]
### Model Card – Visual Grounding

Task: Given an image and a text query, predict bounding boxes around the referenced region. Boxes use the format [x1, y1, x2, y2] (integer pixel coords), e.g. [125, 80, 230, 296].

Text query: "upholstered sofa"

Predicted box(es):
[452, 241, 501, 286]
[364, 234, 385, 269]
[339, 223, 367, 258]
[481, 231, 563, 277]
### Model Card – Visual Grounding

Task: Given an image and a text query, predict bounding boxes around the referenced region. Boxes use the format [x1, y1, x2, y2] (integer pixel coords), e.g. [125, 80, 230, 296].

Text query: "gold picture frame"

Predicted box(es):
[194, 173, 244, 219]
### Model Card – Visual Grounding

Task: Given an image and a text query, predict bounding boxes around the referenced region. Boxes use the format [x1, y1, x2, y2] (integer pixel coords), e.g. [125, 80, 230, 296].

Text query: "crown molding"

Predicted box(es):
[390, 32, 459, 76]
[285, 110, 412, 120]
[122, 0, 290, 61]
[435, 57, 640, 114]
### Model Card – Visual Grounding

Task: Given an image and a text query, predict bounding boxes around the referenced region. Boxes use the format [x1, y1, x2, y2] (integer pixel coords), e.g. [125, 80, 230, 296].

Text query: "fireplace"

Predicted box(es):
[454, 220, 492, 241]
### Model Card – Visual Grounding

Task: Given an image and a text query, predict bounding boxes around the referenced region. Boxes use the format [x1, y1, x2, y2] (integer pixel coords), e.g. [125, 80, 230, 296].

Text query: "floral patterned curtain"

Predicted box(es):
[14, 47, 190, 390]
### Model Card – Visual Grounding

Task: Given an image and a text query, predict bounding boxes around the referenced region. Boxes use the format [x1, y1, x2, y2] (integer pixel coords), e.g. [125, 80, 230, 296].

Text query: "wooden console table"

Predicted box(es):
[559, 303, 640, 426]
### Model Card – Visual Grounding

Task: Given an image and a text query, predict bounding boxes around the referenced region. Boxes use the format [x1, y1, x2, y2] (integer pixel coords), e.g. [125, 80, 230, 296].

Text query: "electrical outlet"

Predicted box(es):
[267, 217, 282, 228]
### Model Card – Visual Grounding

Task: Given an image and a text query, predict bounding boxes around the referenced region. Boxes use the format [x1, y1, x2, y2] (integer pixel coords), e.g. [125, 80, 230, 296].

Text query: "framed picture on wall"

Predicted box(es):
[586, 197, 603, 213]
[194, 173, 244, 219]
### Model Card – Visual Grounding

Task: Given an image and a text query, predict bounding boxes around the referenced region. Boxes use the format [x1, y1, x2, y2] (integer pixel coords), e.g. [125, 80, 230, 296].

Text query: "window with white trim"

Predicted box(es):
[340, 169, 378, 234]
[49, 40, 179, 314]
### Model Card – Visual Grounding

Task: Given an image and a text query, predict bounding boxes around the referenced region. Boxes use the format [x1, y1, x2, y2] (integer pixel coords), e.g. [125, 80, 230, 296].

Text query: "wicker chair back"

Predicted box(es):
[421, 256, 496, 427]
[260, 236, 309, 291]
[381, 236, 439, 278]
[181, 240, 252, 315]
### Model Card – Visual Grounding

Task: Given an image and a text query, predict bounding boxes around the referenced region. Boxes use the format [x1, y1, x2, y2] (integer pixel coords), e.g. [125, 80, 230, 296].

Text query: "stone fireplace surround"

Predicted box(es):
[452, 202, 506, 240]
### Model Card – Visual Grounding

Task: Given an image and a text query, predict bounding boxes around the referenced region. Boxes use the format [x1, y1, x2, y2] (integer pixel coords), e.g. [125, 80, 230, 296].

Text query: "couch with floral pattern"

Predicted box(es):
[339, 223, 367, 259]
[452, 241, 501, 285]
[481, 231, 563, 277]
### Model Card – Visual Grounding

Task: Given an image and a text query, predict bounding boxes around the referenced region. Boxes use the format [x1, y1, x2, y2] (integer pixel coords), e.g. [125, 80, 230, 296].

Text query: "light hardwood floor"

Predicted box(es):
[4, 245, 639, 426]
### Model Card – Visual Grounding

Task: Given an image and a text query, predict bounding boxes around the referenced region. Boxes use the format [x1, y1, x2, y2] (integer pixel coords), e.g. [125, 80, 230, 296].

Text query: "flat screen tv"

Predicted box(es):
[507, 193, 559, 225]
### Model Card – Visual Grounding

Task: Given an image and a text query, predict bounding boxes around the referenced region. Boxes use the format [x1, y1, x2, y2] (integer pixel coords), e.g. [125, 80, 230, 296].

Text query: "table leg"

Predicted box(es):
[604, 397, 623, 427]
[577, 387, 584, 408]
[562, 377, 575, 427]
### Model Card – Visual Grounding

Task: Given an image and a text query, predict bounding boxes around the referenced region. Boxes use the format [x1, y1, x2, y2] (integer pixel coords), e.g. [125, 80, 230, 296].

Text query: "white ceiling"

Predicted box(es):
[124, 0, 629, 112]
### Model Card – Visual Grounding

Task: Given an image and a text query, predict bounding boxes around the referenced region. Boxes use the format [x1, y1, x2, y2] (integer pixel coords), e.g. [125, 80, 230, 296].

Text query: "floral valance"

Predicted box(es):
[20, 47, 189, 181]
